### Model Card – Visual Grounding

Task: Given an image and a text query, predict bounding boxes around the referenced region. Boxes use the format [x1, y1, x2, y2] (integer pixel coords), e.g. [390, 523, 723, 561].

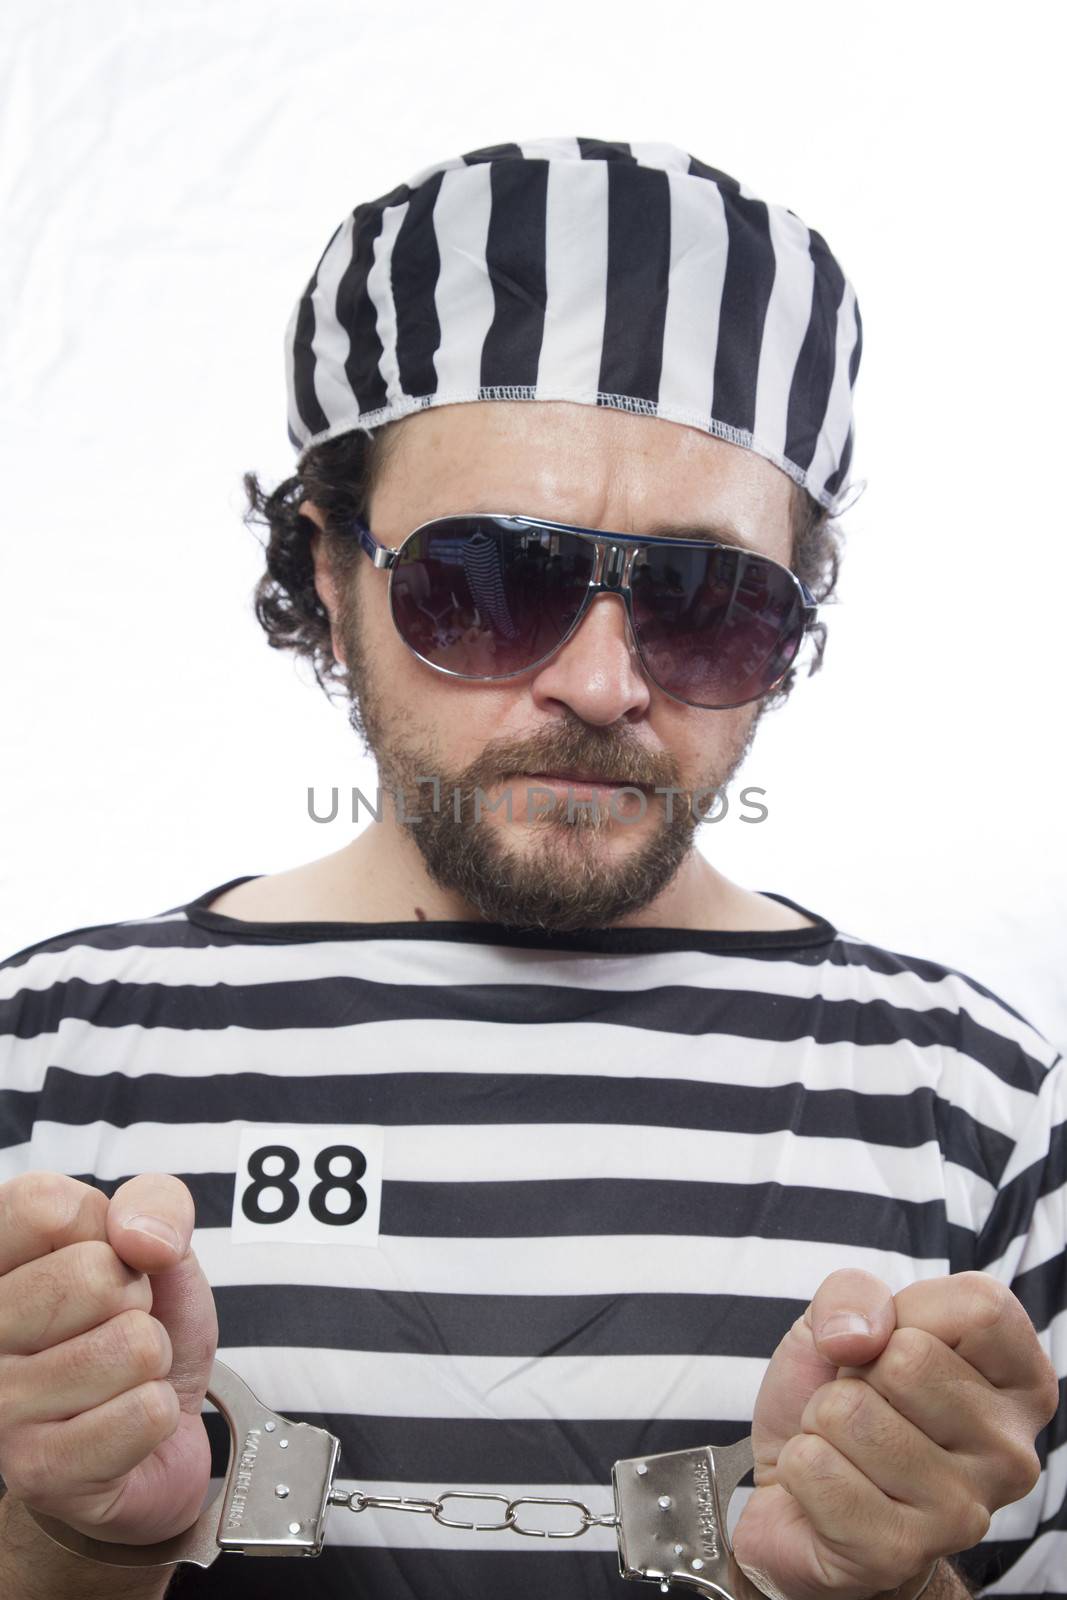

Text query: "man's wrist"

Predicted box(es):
[881, 1559, 941, 1600]
[0, 1495, 176, 1600]
[732, 1557, 950, 1600]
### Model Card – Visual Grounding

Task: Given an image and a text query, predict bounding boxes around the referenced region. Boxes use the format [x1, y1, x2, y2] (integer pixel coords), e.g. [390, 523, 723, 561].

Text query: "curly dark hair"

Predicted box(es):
[243, 422, 843, 710]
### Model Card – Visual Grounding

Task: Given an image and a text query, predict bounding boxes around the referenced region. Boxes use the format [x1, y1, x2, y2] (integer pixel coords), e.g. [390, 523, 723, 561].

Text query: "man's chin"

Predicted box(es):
[406, 815, 695, 932]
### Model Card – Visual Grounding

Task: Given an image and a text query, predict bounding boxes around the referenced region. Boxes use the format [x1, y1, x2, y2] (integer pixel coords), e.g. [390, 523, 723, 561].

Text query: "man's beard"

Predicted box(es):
[336, 579, 762, 933]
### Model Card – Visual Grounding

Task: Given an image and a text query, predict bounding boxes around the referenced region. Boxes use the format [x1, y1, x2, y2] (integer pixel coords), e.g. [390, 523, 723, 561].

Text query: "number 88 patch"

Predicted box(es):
[230, 1125, 385, 1247]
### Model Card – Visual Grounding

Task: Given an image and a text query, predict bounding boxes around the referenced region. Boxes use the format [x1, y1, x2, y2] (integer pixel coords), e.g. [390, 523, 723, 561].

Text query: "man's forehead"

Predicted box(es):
[372, 403, 793, 556]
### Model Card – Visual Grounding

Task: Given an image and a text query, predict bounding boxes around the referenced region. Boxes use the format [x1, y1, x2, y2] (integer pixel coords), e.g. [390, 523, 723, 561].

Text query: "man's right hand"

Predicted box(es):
[0, 1171, 218, 1546]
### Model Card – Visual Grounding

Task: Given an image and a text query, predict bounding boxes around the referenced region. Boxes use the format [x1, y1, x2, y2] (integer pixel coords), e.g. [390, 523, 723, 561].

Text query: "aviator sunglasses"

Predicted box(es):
[349, 512, 826, 711]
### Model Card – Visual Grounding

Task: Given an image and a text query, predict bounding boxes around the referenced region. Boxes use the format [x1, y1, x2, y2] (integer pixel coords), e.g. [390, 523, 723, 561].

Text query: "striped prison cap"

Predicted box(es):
[284, 136, 863, 515]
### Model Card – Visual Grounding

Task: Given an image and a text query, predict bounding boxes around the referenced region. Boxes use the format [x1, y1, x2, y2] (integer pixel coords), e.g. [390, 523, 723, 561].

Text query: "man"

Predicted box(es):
[0, 138, 1062, 1600]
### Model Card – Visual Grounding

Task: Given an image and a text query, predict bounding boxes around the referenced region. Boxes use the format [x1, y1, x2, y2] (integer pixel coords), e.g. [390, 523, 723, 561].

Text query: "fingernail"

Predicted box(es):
[819, 1312, 872, 1339]
[121, 1215, 181, 1253]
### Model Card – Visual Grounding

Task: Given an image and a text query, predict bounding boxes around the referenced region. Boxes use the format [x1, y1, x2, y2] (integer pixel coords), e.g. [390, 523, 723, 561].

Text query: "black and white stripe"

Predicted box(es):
[284, 137, 864, 514]
[1, 878, 1062, 1599]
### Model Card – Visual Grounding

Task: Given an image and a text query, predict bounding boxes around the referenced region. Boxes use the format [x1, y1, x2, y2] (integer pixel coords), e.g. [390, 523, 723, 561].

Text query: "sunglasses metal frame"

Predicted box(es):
[346, 511, 825, 711]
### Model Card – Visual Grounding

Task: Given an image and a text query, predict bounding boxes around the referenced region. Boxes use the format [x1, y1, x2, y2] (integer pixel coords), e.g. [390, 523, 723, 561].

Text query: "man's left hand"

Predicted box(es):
[730, 1269, 1060, 1600]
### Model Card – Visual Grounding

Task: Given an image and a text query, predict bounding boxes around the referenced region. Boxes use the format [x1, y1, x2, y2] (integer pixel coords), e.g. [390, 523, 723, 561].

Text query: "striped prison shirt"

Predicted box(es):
[0, 874, 1063, 1600]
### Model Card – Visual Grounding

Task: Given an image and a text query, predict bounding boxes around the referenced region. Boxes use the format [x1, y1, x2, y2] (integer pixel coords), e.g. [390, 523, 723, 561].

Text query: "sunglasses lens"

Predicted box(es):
[629, 544, 805, 707]
[390, 517, 595, 677]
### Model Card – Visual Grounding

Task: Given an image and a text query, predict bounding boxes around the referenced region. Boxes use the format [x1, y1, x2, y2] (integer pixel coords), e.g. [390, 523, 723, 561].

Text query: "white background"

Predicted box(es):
[1, 0, 1063, 1047]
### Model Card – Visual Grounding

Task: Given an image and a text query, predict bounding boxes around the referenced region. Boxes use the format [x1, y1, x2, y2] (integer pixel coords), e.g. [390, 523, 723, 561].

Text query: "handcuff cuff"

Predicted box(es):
[24, 1357, 939, 1600]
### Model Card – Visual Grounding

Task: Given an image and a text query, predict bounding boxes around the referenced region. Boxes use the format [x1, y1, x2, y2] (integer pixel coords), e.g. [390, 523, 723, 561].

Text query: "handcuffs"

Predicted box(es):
[24, 1356, 762, 1597]
[25, 1357, 939, 1600]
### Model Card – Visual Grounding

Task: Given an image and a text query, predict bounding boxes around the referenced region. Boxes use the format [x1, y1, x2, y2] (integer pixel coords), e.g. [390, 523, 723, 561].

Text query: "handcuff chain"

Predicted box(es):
[329, 1485, 620, 1539]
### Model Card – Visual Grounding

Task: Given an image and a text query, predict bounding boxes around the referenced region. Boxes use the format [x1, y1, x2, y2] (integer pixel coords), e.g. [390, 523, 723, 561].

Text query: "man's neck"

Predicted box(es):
[206, 826, 816, 934]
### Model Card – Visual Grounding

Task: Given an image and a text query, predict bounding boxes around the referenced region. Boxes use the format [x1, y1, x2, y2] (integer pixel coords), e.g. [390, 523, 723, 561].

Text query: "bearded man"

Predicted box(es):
[0, 138, 1061, 1600]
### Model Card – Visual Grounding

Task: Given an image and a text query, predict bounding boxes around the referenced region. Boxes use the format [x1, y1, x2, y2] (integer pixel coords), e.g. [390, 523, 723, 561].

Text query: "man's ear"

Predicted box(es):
[302, 500, 348, 669]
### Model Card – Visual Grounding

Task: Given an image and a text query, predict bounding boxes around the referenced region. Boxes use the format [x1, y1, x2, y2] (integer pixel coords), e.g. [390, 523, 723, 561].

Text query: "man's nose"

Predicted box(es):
[527, 592, 652, 725]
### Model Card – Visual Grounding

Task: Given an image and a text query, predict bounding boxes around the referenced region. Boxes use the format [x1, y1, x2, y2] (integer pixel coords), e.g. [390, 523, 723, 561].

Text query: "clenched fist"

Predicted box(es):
[732, 1268, 1059, 1600]
[0, 1170, 218, 1545]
